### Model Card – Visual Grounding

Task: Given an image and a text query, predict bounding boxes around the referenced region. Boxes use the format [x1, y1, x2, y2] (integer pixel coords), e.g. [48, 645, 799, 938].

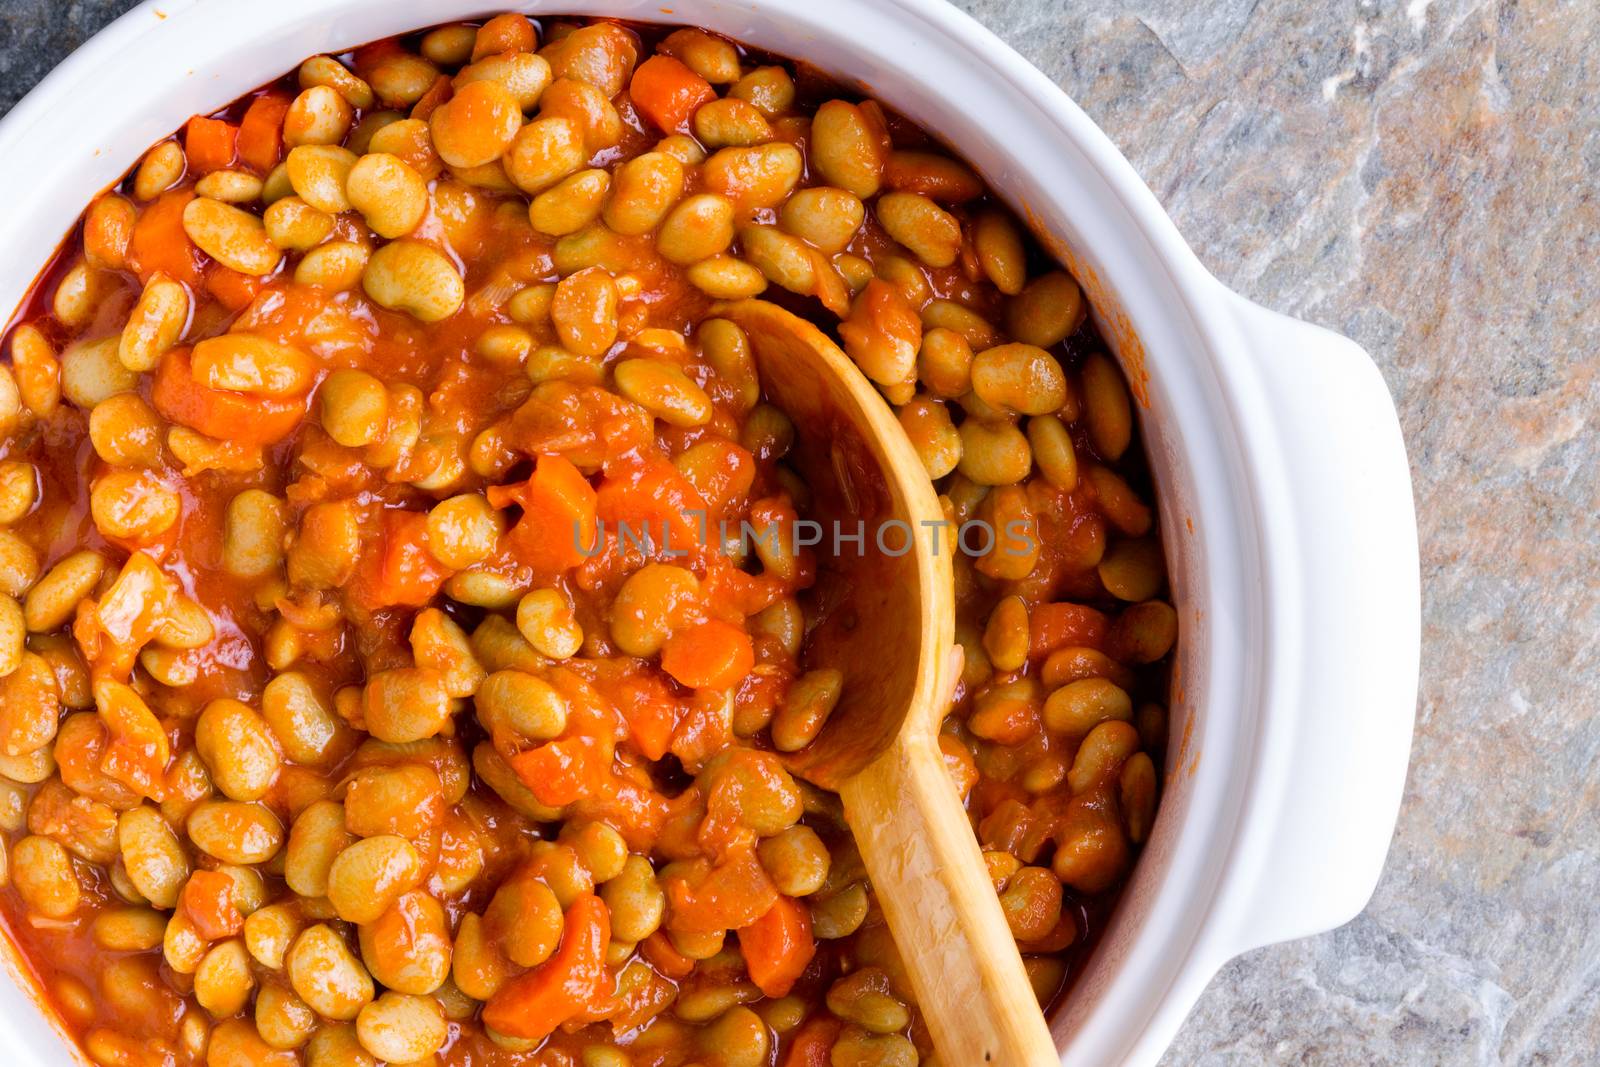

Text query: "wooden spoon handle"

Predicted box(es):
[840, 735, 1059, 1067]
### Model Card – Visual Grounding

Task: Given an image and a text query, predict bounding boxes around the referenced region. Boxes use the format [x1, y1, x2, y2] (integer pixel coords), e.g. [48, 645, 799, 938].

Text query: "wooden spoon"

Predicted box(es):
[721, 300, 1059, 1067]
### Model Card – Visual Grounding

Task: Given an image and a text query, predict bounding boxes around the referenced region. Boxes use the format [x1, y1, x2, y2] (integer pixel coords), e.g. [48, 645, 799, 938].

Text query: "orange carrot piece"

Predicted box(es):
[604, 671, 680, 761]
[184, 115, 238, 174]
[237, 92, 291, 174]
[495, 455, 600, 573]
[180, 869, 242, 940]
[508, 734, 601, 808]
[628, 54, 715, 135]
[660, 618, 755, 691]
[350, 510, 453, 611]
[780, 1016, 843, 1067]
[1028, 601, 1110, 659]
[151, 348, 306, 446]
[595, 455, 710, 563]
[739, 895, 815, 998]
[639, 931, 694, 980]
[482, 894, 612, 1040]
[205, 263, 265, 311]
[128, 189, 204, 287]
[665, 847, 779, 934]
[381, 512, 454, 606]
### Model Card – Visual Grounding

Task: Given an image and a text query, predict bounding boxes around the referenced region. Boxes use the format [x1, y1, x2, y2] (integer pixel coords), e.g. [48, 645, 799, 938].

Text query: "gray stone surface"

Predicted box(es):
[957, 4, 1600, 1063]
[0, 0, 135, 114]
[940, 4, 1598, 1065]
[1, 1, 1592, 1064]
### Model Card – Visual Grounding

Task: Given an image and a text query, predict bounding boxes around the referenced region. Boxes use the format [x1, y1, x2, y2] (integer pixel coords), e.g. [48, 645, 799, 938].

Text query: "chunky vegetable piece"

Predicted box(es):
[0, 15, 1173, 1067]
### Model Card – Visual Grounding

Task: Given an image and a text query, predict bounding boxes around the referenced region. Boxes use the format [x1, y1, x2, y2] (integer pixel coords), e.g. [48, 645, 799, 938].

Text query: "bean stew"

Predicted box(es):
[0, 15, 1173, 1067]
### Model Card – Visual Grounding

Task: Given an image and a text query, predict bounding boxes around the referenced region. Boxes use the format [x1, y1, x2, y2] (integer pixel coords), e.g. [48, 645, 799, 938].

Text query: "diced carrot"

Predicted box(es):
[380, 514, 453, 605]
[602, 670, 680, 762]
[180, 869, 243, 940]
[509, 734, 602, 808]
[151, 348, 306, 446]
[495, 455, 600, 574]
[639, 931, 694, 980]
[660, 618, 754, 691]
[410, 74, 454, 121]
[349, 510, 453, 611]
[482, 894, 612, 1041]
[739, 895, 815, 998]
[184, 115, 238, 174]
[236, 92, 292, 174]
[780, 1016, 843, 1067]
[128, 189, 204, 287]
[665, 847, 778, 934]
[1028, 601, 1110, 659]
[628, 54, 715, 135]
[205, 264, 265, 311]
[595, 454, 709, 563]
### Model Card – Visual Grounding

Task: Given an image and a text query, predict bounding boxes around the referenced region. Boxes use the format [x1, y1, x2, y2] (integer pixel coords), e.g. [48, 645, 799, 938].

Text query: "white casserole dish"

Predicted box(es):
[0, 1, 1421, 1063]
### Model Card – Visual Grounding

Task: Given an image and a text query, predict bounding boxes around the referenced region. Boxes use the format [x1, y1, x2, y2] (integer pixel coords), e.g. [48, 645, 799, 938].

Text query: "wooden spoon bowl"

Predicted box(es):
[721, 300, 1058, 1067]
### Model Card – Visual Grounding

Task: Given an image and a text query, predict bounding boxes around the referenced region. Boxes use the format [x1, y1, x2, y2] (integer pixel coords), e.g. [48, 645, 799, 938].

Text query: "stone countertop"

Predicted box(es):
[3, 1, 1593, 1064]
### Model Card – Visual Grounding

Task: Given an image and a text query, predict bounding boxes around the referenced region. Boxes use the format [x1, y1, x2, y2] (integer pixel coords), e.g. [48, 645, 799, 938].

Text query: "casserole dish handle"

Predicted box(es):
[1216, 290, 1420, 954]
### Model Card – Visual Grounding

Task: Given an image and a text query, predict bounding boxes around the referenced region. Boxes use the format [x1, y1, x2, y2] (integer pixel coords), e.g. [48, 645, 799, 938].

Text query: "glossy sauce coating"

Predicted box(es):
[0, 16, 1172, 1067]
